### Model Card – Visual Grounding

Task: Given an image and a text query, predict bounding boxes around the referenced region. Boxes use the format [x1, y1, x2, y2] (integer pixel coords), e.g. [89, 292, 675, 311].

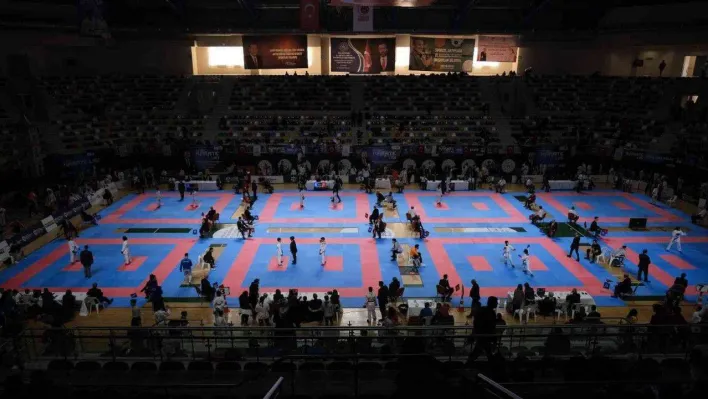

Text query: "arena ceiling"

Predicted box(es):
[0, 0, 705, 35]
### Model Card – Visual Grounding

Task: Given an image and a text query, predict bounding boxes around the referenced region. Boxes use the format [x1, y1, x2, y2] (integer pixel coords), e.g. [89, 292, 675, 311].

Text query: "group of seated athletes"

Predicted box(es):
[405, 206, 427, 239]
[198, 207, 220, 238]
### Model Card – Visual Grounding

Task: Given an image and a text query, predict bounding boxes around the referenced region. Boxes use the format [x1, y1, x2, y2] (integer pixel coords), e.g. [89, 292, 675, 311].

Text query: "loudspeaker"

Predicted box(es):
[629, 217, 647, 229]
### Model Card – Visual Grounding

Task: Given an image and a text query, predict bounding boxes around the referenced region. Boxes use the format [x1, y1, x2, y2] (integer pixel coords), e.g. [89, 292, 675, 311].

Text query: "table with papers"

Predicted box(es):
[174, 180, 219, 191]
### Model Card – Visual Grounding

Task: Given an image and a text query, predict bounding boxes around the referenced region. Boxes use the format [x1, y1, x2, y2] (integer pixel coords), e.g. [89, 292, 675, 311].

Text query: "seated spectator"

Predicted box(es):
[691, 207, 706, 224]
[524, 193, 536, 209]
[203, 248, 216, 269]
[565, 288, 581, 313]
[587, 305, 601, 319]
[537, 293, 557, 317]
[547, 219, 558, 237]
[545, 327, 571, 355]
[80, 210, 98, 225]
[586, 240, 602, 263]
[419, 302, 433, 319]
[530, 206, 546, 224]
[512, 284, 524, 312]
[567, 206, 579, 224]
[212, 290, 226, 312]
[612, 274, 633, 298]
[523, 282, 535, 304]
[87, 283, 113, 305]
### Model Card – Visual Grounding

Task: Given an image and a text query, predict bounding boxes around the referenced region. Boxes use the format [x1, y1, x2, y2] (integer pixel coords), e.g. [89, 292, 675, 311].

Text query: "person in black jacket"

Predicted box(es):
[637, 249, 651, 282]
[377, 281, 389, 319]
[468, 279, 481, 317]
[251, 180, 258, 202]
[332, 177, 342, 203]
[178, 180, 186, 201]
[80, 245, 93, 278]
[567, 233, 581, 261]
[289, 236, 298, 265]
[467, 296, 499, 363]
[369, 206, 380, 225]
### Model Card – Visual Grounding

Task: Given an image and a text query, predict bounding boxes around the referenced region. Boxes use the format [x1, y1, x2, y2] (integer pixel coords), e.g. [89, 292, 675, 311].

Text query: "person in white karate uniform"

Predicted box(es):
[503, 240, 515, 267]
[276, 237, 283, 266]
[68, 238, 79, 264]
[666, 227, 686, 253]
[191, 186, 198, 207]
[436, 183, 443, 206]
[299, 190, 305, 208]
[519, 248, 533, 275]
[319, 237, 327, 266]
[155, 188, 162, 209]
[121, 235, 131, 265]
[365, 286, 377, 324]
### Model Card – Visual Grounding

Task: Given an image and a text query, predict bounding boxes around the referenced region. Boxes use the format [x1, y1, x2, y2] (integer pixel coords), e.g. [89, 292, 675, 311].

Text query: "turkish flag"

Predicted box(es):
[301, 0, 320, 31]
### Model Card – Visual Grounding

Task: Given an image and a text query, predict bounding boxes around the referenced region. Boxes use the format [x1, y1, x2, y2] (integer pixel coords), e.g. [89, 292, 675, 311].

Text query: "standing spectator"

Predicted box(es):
[27, 190, 38, 217]
[467, 296, 499, 363]
[567, 233, 581, 261]
[377, 281, 389, 320]
[659, 60, 666, 76]
[365, 287, 377, 324]
[637, 249, 651, 282]
[248, 279, 260, 309]
[323, 295, 335, 326]
[239, 290, 252, 326]
[469, 279, 481, 309]
[80, 245, 94, 279]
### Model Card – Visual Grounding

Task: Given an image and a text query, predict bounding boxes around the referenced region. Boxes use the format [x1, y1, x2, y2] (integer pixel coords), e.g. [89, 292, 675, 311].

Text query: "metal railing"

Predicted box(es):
[12, 322, 708, 364]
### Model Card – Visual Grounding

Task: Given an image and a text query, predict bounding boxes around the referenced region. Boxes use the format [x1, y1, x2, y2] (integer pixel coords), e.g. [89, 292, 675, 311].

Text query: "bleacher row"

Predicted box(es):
[216, 115, 354, 145]
[0, 74, 699, 154]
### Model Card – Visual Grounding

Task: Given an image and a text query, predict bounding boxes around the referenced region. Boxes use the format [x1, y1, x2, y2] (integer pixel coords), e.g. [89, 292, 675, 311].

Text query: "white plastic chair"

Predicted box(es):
[597, 247, 611, 264]
[525, 305, 538, 323]
[555, 306, 568, 321]
[85, 297, 100, 316]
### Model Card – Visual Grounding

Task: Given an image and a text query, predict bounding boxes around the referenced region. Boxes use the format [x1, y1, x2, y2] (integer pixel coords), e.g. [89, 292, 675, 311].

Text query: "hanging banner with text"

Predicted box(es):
[476, 36, 519, 62]
[242, 35, 308, 70]
[409, 36, 475, 72]
[353, 5, 374, 32]
[330, 37, 396, 74]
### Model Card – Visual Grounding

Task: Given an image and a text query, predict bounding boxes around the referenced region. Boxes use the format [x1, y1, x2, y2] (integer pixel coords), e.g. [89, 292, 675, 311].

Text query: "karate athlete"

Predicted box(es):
[68, 238, 79, 264]
[436, 183, 444, 206]
[155, 188, 162, 209]
[319, 237, 327, 266]
[121, 235, 132, 265]
[276, 237, 283, 266]
[519, 247, 533, 275]
[666, 227, 686, 253]
[503, 240, 516, 267]
[299, 190, 305, 209]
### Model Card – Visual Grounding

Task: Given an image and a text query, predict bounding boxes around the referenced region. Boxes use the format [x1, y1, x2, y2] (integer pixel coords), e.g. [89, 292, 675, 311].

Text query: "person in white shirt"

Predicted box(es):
[299, 190, 305, 209]
[503, 241, 515, 267]
[68, 238, 79, 264]
[319, 237, 327, 266]
[390, 238, 402, 261]
[519, 248, 532, 275]
[496, 178, 506, 193]
[436, 183, 443, 206]
[530, 206, 547, 224]
[666, 194, 678, 207]
[155, 188, 162, 209]
[191, 185, 198, 207]
[666, 227, 686, 253]
[365, 286, 377, 324]
[692, 207, 706, 224]
[568, 206, 579, 224]
[276, 237, 283, 266]
[408, 206, 417, 219]
[212, 291, 226, 313]
[121, 235, 131, 265]
[651, 186, 659, 204]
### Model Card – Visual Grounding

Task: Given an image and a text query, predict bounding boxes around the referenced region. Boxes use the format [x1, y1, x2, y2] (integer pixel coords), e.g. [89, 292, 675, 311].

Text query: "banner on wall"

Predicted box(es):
[365, 147, 400, 164]
[477, 36, 519, 62]
[328, 0, 435, 5]
[409, 36, 475, 72]
[242, 35, 308, 70]
[353, 5, 374, 32]
[192, 147, 221, 170]
[300, 0, 320, 31]
[330, 37, 396, 74]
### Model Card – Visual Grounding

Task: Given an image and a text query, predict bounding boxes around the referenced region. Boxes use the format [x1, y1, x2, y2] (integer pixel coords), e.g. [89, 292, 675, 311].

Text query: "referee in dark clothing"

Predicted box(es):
[289, 236, 298, 265]
[638, 249, 651, 282]
[567, 233, 581, 261]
